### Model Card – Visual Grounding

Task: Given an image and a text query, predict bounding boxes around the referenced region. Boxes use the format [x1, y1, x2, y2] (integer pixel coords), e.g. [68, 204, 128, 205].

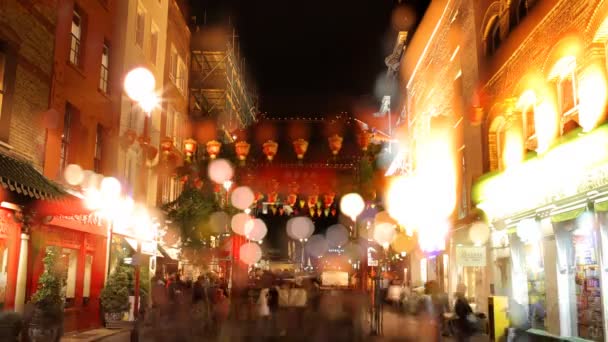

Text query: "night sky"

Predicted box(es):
[189, 0, 430, 117]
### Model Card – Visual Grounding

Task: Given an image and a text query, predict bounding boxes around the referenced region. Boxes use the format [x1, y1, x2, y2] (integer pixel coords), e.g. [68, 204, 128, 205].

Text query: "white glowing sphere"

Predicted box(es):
[208, 159, 234, 184]
[469, 221, 490, 245]
[209, 211, 229, 234]
[64, 164, 84, 186]
[326, 224, 349, 248]
[84, 189, 103, 211]
[245, 218, 267, 242]
[288, 216, 315, 240]
[231, 212, 251, 236]
[82, 171, 103, 190]
[139, 93, 159, 113]
[373, 222, 396, 247]
[231, 186, 255, 210]
[306, 234, 329, 257]
[124, 67, 156, 102]
[239, 242, 262, 265]
[340, 193, 365, 221]
[100, 177, 122, 199]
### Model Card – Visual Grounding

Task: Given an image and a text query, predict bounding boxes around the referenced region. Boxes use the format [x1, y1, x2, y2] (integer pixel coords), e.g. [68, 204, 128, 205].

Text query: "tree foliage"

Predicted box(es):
[31, 246, 65, 325]
[100, 257, 131, 314]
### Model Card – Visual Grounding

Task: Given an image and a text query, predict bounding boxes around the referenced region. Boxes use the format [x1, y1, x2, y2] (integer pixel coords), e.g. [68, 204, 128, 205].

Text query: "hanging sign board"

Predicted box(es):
[456, 246, 486, 267]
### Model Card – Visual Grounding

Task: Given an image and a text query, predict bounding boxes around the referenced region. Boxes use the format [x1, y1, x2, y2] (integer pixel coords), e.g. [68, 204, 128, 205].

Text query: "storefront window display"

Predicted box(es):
[555, 212, 604, 341]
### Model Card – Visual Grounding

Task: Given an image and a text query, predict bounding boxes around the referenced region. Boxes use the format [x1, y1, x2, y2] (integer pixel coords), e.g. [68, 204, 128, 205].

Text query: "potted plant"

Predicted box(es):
[28, 246, 65, 342]
[100, 260, 131, 328]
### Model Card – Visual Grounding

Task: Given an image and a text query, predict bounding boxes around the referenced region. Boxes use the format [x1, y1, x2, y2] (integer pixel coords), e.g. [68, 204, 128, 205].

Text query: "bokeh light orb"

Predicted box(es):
[343, 241, 365, 261]
[82, 171, 103, 190]
[231, 186, 255, 210]
[124, 67, 156, 102]
[240, 242, 262, 265]
[209, 211, 229, 234]
[208, 159, 234, 184]
[391, 233, 415, 254]
[340, 193, 365, 221]
[375, 211, 397, 227]
[326, 224, 349, 248]
[373, 222, 396, 248]
[306, 234, 329, 258]
[231, 212, 252, 236]
[64, 164, 84, 186]
[245, 218, 267, 241]
[288, 216, 314, 240]
[100, 177, 122, 199]
[469, 221, 490, 245]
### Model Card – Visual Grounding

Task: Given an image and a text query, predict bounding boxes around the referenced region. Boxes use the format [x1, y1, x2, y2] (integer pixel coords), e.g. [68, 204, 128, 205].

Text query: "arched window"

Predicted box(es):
[549, 56, 579, 133]
[489, 116, 507, 171]
[486, 17, 501, 56]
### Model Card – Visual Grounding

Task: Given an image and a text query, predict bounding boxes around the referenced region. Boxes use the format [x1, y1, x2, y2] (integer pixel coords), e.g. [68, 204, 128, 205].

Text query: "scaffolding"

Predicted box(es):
[190, 27, 258, 136]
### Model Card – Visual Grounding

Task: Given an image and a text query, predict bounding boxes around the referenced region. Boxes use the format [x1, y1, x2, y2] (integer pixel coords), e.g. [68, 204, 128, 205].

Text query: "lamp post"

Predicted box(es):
[124, 67, 158, 320]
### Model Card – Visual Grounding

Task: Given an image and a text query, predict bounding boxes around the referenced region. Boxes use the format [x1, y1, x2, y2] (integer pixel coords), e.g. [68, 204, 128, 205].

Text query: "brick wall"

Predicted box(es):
[0, 0, 57, 170]
[478, 0, 608, 170]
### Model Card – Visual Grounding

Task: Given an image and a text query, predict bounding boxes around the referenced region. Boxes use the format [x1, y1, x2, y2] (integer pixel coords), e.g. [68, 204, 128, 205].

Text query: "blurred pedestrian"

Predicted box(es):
[453, 283, 476, 341]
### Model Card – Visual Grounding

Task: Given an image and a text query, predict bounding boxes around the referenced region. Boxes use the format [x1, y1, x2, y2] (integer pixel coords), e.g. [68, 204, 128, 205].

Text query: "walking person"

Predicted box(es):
[453, 283, 477, 342]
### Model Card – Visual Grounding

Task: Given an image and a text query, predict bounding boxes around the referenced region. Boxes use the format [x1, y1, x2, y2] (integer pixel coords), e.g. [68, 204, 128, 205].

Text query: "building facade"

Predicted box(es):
[473, 0, 608, 339]
[28, 0, 123, 331]
[397, 0, 485, 305]
[158, 0, 190, 206]
[0, 0, 60, 314]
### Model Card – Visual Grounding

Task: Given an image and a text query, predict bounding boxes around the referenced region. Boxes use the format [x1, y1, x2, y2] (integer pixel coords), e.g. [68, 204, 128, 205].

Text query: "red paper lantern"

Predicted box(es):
[328, 134, 343, 156]
[235, 141, 251, 161]
[206, 140, 222, 159]
[268, 192, 278, 203]
[183, 138, 197, 155]
[138, 135, 150, 147]
[323, 192, 336, 208]
[307, 194, 318, 208]
[357, 131, 373, 151]
[146, 145, 158, 160]
[160, 136, 174, 153]
[263, 140, 278, 161]
[293, 138, 309, 160]
[286, 193, 297, 207]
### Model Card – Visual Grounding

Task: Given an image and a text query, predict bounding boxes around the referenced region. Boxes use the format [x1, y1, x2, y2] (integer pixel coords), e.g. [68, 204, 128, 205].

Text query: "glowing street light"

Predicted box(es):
[124, 67, 156, 103]
[340, 193, 365, 222]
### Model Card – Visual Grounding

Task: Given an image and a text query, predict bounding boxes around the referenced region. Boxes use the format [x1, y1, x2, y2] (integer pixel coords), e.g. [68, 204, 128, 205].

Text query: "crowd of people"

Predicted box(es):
[134, 271, 486, 341]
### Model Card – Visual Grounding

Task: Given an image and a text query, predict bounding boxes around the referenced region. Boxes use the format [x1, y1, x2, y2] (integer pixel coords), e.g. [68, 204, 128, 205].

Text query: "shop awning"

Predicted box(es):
[0, 151, 89, 215]
[550, 204, 587, 223]
[595, 199, 608, 212]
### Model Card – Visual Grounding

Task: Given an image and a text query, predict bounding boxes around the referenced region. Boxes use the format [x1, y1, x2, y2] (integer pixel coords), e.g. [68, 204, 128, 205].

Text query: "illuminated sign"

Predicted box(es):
[456, 246, 486, 267]
[474, 125, 608, 220]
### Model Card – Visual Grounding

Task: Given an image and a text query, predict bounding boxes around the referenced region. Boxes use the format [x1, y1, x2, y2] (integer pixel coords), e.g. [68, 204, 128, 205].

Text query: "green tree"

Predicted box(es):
[100, 257, 131, 314]
[31, 247, 65, 326]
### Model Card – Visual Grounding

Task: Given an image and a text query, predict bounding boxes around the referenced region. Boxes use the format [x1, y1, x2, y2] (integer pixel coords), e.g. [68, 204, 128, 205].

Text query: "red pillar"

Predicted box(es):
[3, 209, 21, 310]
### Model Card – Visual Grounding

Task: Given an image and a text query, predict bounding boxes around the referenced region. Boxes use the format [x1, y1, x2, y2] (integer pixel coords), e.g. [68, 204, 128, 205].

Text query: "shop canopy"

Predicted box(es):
[0, 150, 88, 216]
[473, 124, 608, 222]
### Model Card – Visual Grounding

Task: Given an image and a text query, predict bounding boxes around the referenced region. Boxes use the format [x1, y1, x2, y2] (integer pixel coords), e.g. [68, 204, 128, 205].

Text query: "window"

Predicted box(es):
[174, 111, 184, 149]
[550, 57, 578, 119]
[60, 105, 74, 172]
[177, 59, 187, 93]
[150, 26, 159, 64]
[135, 7, 145, 48]
[55, 247, 78, 308]
[486, 17, 501, 56]
[165, 106, 174, 139]
[94, 124, 103, 172]
[70, 10, 83, 65]
[523, 106, 537, 151]
[169, 46, 177, 83]
[99, 43, 109, 93]
[82, 255, 93, 305]
[0, 51, 5, 123]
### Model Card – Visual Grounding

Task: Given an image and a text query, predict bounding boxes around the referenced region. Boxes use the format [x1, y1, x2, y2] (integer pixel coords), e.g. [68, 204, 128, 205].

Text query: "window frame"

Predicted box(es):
[0, 42, 16, 143]
[60, 105, 74, 173]
[94, 124, 103, 173]
[99, 42, 110, 94]
[135, 6, 146, 48]
[150, 24, 159, 65]
[70, 9, 84, 66]
[486, 17, 501, 57]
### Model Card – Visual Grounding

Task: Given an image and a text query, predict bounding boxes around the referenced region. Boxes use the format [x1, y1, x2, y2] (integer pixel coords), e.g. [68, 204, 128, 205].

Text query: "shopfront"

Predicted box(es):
[27, 215, 107, 332]
[0, 207, 21, 310]
[474, 125, 608, 340]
